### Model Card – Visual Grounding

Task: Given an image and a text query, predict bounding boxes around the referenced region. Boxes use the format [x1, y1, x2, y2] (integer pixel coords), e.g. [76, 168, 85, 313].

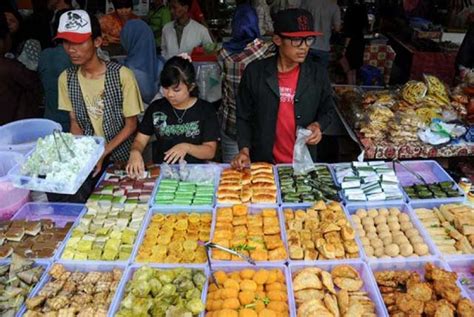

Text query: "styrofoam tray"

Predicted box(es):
[369, 258, 471, 316]
[209, 263, 295, 317]
[210, 205, 288, 264]
[393, 160, 465, 204]
[0, 259, 51, 317]
[289, 260, 387, 317]
[409, 200, 472, 257]
[130, 206, 214, 265]
[110, 264, 209, 317]
[150, 163, 222, 208]
[280, 204, 364, 263]
[445, 255, 474, 301]
[8, 136, 105, 195]
[344, 202, 440, 261]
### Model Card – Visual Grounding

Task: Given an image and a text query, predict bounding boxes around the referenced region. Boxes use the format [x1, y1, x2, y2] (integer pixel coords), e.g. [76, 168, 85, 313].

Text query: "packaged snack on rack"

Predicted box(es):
[283, 201, 360, 261]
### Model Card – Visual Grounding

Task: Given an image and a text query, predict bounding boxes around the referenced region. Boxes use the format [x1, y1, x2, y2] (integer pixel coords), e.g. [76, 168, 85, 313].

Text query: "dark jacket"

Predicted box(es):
[236, 54, 335, 162]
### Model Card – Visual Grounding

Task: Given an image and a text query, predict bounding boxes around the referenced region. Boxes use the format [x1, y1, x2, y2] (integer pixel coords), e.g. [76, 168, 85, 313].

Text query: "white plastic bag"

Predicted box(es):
[293, 127, 315, 175]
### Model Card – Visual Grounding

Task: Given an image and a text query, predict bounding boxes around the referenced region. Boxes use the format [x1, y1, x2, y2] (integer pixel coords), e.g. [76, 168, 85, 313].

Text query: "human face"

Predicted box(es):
[273, 34, 312, 64]
[163, 81, 193, 108]
[4, 12, 19, 34]
[63, 37, 101, 65]
[116, 7, 133, 20]
[170, 0, 188, 21]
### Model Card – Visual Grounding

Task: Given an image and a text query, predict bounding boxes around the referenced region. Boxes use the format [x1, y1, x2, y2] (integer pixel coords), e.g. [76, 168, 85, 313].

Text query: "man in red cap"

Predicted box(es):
[53, 10, 143, 202]
[232, 8, 336, 168]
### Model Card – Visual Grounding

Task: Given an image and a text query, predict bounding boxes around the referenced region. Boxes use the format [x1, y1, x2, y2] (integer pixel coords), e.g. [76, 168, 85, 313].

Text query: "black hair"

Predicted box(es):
[90, 12, 102, 39]
[112, 0, 134, 9]
[172, 0, 192, 9]
[161, 56, 199, 97]
[0, 11, 8, 40]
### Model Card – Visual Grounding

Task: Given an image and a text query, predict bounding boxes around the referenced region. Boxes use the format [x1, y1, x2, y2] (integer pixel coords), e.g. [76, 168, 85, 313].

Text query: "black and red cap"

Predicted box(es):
[273, 8, 322, 38]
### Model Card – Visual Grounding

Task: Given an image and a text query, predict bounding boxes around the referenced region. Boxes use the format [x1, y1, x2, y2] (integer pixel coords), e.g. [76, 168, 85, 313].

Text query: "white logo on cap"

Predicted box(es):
[65, 11, 89, 30]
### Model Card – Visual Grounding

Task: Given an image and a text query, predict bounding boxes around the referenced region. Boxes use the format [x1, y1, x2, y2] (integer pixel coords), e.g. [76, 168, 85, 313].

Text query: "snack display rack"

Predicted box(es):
[5, 161, 473, 317]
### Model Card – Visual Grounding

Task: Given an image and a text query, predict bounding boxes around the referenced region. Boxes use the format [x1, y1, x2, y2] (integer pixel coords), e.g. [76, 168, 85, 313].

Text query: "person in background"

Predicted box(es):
[121, 19, 163, 104]
[232, 9, 335, 168]
[126, 56, 219, 176]
[17, 39, 41, 71]
[340, 0, 368, 85]
[252, 0, 274, 36]
[100, 0, 138, 46]
[161, 0, 213, 60]
[38, 9, 73, 132]
[1, 4, 24, 56]
[0, 14, 42, 125]
[301, 0, 341, 68]
[219, 0, 274, 163]
[147, 0, 172, 52]
[54, 10, 143, 202]
[456, 17, 474, 82]
[190, 0, 206, 24]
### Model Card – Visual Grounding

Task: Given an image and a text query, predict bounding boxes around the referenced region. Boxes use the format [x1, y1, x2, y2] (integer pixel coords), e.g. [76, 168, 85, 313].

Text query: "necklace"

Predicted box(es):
[172, 108, 187, 124]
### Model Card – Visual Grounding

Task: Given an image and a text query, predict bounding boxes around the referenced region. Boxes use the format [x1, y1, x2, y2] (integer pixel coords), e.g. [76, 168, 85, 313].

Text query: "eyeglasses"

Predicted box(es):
[279, 35, 316, 47]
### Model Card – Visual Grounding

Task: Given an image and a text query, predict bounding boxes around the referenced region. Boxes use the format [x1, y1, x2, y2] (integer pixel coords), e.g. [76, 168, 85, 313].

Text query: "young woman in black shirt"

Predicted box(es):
[126, 56, 219, 177]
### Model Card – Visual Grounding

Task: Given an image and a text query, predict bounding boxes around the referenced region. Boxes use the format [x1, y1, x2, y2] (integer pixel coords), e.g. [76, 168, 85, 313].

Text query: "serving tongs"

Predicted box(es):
[52, 129, 76, 162]
[392, 158, 428, 185]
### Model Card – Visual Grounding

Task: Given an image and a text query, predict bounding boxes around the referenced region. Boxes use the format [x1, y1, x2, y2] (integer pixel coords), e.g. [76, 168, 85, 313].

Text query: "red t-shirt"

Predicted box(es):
[272, 65, 300, 163]
[190, 0, 205, 23]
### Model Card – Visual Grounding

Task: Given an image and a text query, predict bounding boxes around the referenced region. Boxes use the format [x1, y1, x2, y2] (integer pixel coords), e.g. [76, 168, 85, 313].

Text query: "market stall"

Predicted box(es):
[334, 74, 474, 160]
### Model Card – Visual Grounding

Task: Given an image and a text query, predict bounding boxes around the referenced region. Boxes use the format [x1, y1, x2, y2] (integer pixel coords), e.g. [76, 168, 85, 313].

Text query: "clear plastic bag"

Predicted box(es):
[161, 161, 218, 184]
[292, 127, 315, 175]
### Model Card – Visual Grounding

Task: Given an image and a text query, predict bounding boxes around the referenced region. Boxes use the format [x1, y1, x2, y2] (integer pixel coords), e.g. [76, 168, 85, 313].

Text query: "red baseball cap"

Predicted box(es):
[274, 9, 322, 37]
[54, 10, 92, 43]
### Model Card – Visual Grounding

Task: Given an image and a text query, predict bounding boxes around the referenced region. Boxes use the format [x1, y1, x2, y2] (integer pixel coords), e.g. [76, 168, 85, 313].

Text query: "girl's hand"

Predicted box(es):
[126, 150, 145, 178]
[164, 143, 190, 164]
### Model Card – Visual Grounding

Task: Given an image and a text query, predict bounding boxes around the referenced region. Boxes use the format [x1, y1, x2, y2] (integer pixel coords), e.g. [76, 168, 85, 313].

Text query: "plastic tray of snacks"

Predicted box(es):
[8, 203, 87, 261]
[21, 260, 126, 317]
[369, 258, 471, 317]
[150, 164, 222, 208]
[0, 258, 50, 317]
[281, 203, 364, 263]
[288, 260, 387, 317]
[330, 162, 405, 205]
[207, 263, 295, 317]
[276, 164, 341, 205]
[409, 200, 474, 257]
[131, 206, 215, 265]
[216, 164, 280, 207]
[8, 135, 105, 195]
[0, 151, 30, 220]
[446, 255, 474, 301]
[344, 202, 439, 261]
[393, 160, 465, 203]
[210, 205, 288, 264]
[58, 202, 149, 263]
[110, 264, 209, 317]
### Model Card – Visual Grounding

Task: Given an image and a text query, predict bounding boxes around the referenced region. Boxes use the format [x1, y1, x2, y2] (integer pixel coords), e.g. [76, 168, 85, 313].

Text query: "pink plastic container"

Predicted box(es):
[0, 151, 29, 220]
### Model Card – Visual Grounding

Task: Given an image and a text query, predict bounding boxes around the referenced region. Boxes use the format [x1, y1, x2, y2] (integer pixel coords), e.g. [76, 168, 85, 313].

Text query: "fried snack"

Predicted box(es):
[374, 262, 474, 316]
[293, 266, 376, 317]
[284, 201, 359, 261]
[136, 212, 211, 264]
[212, 205, 287, 262]
[402, 81, 428, 105]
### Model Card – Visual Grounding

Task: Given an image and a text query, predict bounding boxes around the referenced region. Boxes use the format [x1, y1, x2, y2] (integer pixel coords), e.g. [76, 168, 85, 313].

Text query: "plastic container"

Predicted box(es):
[210, 205, 287, 265]
[289, 260, 387, 317]
[130, 206, 214, 265]
[21, 260, 126, 317]
[344, 202, 440, 261]
[110, 264, 209, 317]
[8, 136, 105, 195]
[0, 259, 51, 317]
[281, 204, 364, 262]
[0, 119, 62, 155]
[151, 164, 222, 208]
[0, 151, 30, 220]
[369, 258, 471, 316]
[446, 256, 474, 301]
[409, 200, 473, 257]
[209, 263, 295, 317]
[394, 160, 465, 203]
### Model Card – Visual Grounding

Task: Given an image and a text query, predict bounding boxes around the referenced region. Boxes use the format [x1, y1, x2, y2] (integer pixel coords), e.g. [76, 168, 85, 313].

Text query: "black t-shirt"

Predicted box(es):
[139, 98, 219, 163]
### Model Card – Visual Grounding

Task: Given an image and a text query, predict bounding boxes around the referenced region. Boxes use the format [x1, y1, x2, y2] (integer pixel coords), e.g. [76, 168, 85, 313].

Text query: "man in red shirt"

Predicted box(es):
[232, 8, 335, 167]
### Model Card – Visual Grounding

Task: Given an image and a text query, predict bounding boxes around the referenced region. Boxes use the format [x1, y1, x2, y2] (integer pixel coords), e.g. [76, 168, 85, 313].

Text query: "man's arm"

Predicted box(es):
[69, 111, 83, 135]
[333, 5, 342, 33]
[236, 65, 255, 151]
[104, 116, 137, 157]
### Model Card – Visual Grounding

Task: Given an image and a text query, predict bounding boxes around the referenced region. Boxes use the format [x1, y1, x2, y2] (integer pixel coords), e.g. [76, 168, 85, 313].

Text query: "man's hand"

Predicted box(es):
[93, 155, 105, 177]
[126, 150, 145, 179]
[306, 122, 322, 145]
[231, 148, 251, 170]
[164, 143, 190, 164]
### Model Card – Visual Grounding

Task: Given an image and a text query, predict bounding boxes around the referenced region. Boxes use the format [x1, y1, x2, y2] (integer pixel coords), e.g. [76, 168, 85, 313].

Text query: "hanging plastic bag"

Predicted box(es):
[293, 127, 315, 175]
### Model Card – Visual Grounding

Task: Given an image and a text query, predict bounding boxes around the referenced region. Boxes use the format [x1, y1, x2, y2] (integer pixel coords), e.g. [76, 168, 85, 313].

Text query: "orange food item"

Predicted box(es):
[239, 308, 258, 317]
[238, 291, 256, 305]
[230, 271, 242, 282]
[253, 269, 270, 285]
[266, 271, 278, 284]
[223, 279, 240, 290]
[267, 290, 287, 302]
[254, 299, 266, 313]
[217, 309, 238, 317]
[266, 282, 283, 292]
[258, 309, 277, 317]
[240, 279, 258, 292]
[214, 271, 228, 284]
[222, 288, 239, 299]
[222, 298, 240, 310]
[240, 269, 256, 279]
[267, 301, 288, 313]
